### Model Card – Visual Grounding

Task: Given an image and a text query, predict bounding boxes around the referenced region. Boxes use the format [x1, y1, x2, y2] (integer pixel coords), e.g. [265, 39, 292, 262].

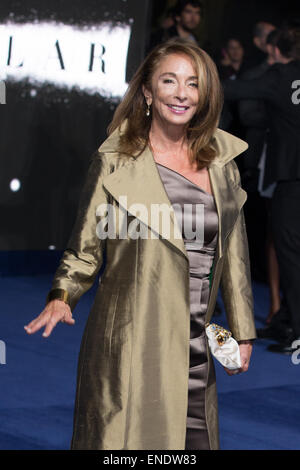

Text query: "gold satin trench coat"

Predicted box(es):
[46, 125, 257, 450]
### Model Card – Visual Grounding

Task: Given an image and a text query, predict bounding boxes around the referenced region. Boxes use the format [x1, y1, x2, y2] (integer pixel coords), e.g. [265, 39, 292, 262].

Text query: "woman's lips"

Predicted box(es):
[167, 104, 190, 115]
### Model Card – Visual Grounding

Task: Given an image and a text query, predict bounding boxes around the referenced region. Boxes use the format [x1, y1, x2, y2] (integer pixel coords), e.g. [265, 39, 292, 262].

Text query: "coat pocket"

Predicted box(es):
[103, 287, 120, 356]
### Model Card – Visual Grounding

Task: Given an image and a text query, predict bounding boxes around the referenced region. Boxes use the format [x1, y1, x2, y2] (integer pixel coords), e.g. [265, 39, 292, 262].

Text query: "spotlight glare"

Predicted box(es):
[10, 178, 21, 192]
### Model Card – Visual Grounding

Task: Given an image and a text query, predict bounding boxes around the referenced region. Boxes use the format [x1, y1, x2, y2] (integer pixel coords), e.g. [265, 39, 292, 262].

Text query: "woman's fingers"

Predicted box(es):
[224, 366, 242, 376]
[63, 316, 75, 325]
[42, 314, 63, 337]
[24, 311, 51, 334]
[42, 311, 75, 337]
[24, 300, 75, 337]
[236, 343, 252, 373]
[224, 363, 248, 376]
[240, 357, 249, 372]
[224, 361, 248, 376]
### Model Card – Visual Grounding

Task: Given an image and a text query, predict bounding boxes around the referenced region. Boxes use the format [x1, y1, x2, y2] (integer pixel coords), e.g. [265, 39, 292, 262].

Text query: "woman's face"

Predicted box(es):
[226, 40, 244, 62]
[143, 53, 200, 130]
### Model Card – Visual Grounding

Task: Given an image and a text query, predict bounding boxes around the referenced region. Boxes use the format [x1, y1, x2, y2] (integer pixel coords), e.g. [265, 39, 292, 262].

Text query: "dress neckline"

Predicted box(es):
[156, 162, 214, 198]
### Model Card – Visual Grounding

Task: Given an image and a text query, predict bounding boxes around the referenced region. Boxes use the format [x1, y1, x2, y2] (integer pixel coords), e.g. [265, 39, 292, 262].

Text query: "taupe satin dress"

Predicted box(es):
[156, 163, 219, 451]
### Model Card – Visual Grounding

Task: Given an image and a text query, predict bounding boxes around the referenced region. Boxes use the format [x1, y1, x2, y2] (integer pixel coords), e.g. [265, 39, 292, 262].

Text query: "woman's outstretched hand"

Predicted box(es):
[24, 300, 75, 338]
[224, 340, 253, 376]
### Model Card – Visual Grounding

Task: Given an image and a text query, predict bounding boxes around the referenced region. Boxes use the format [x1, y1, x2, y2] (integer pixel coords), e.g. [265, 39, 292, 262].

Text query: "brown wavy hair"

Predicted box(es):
[107, 38, 223, 169]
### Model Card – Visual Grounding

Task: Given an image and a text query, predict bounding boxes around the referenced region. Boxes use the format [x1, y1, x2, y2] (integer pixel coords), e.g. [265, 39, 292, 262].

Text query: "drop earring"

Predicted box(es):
[146, 103, 151, 116]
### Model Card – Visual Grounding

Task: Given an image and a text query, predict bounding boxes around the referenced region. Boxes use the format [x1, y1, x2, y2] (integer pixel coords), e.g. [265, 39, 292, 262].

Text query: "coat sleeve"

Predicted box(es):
[45, 151, 110, 312]
[219, 160, 257, 341]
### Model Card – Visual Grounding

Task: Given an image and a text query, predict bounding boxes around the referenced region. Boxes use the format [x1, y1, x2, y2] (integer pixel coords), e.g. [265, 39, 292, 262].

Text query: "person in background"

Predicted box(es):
[237, 30, 282, 328]
[160, 6, 176, 31]
[148, 0, 203, 52]
[251, 21, 277, 67]
[224, 24, 300, 354]
[238, 30, 280, 183]
[218, 38, 246, 80]
[218, 38, 248, 139]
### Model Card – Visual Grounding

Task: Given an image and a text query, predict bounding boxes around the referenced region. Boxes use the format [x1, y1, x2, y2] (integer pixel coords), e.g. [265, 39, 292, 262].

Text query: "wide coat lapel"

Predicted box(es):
[102, 144, 188, 261]
[100, 127, 248, 262]
[208, 163, 247, 259]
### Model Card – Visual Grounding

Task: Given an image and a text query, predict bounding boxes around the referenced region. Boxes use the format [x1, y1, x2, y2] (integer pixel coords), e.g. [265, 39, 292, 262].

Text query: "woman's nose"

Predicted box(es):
[174, 84, 188, 101]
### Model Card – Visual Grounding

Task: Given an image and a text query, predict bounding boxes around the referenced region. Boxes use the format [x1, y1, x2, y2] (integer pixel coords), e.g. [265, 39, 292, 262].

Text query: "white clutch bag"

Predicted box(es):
[205, 323, 241, 370]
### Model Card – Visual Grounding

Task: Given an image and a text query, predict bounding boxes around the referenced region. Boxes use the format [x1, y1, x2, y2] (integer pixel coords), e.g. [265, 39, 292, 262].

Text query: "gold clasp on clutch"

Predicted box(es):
[209, 323, 232, 346]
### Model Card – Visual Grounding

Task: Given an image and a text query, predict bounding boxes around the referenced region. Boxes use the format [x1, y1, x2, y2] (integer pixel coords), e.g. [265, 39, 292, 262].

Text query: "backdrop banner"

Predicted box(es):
[0, 0, 150, 250]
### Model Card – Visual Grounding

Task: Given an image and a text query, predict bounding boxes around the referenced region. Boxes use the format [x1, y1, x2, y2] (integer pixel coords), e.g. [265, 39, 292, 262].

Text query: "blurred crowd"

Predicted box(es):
[147, 0, 300, 355]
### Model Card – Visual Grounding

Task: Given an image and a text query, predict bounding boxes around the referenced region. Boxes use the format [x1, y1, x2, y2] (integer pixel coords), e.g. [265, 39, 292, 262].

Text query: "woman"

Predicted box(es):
[24, 39, 256, 450]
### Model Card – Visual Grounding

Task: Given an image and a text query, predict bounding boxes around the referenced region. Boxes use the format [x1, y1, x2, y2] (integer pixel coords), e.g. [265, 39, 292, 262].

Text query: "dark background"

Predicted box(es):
[0, 0, 299, 251]
[151, 0, 300, 58]
[0, 0, 150, 250]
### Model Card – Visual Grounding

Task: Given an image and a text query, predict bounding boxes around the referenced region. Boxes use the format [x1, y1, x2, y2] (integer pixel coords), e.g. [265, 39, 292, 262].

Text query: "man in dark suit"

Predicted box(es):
[237, 30, 280, 312]
[224, 24, 300, 354]
[238, 28, 278, 179]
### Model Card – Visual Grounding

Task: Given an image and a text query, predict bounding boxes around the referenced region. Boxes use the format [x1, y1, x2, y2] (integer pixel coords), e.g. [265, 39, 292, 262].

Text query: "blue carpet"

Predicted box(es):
[1, 262, 300, 449]
[215, 282, 300, 450]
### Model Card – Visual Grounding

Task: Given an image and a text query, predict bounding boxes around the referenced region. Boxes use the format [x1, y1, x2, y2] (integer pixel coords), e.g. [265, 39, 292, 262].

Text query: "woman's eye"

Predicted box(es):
[163, 79, 174, 84]
[189, 82, 198, 88]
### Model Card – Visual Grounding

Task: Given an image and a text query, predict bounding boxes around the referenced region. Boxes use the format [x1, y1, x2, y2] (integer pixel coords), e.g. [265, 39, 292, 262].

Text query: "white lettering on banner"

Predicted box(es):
[0, 21, 132, 98]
